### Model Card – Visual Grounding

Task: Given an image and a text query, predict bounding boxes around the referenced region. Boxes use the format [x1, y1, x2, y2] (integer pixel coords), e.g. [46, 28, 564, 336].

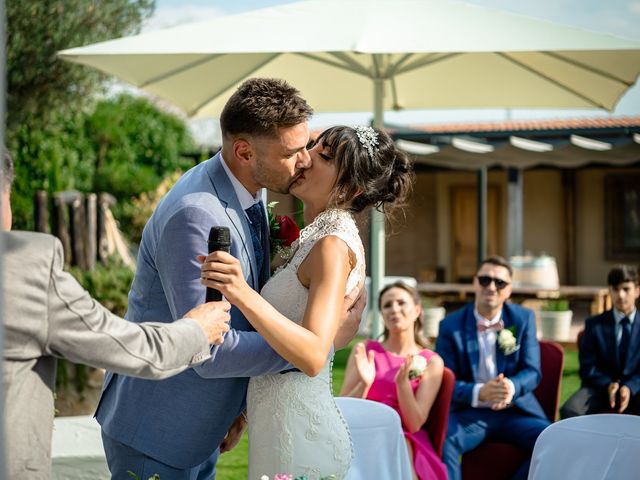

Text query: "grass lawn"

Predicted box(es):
[216, 340, 581, 480]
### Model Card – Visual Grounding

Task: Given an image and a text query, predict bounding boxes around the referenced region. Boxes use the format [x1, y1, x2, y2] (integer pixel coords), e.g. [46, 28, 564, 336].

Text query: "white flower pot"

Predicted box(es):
[539, 310, 573, 342]
[423, 306, 446, 338]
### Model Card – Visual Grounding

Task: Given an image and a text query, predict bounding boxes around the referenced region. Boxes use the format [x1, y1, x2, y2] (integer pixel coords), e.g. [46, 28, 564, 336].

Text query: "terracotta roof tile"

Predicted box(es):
[311, 116, 640, 138]
[410, 116, 640, 133]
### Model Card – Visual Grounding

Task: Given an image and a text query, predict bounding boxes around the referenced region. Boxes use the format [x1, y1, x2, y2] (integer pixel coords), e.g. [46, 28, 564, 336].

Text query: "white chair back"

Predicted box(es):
[335, 397, 412, 480]
[51, 415, 109, 479]
[528, 414, 640, 480]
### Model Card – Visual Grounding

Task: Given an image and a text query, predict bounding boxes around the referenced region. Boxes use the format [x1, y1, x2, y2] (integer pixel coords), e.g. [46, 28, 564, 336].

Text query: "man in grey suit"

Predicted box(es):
[1, 150, 233, 478]
[97, 78, 363, 479]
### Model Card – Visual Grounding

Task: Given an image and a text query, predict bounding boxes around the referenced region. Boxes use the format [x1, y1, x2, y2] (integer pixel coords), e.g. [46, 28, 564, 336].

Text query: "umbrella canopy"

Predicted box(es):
[59, 0, 640, 336]
[59, 0, 640, 118]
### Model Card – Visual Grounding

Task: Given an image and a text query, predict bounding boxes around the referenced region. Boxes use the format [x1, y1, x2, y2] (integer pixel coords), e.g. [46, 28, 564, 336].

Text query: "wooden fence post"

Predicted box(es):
[52, 193, 72, 266]
[85, 193, 97, 271]
[97, 193, 116, 265]
[34, 190, 50, 233]
[68, 192, 88, 270]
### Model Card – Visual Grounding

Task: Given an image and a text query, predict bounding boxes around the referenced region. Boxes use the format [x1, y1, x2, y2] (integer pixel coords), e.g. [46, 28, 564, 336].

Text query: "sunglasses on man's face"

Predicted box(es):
[477, 275, 510, 290]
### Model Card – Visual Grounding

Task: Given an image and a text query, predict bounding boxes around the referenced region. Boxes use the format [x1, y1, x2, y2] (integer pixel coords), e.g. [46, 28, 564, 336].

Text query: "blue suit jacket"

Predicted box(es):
[580, 310, 640, 395]
[96, 154, 289, 468]
[435, 302, 546, 419]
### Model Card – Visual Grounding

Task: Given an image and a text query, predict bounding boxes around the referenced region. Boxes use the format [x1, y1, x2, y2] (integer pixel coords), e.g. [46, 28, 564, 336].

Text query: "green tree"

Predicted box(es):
[8, 111, 96, 229]
[7, 94, 195, 232]
[86, 94, 195, 239]
[88, 94, 194, 202]
[6, 0, 154, 130]
[6, 0, 155, 229]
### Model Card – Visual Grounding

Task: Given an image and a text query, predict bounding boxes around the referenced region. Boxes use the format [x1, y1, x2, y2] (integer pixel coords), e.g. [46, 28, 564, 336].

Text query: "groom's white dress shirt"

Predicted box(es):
[472, 308, 515, 408]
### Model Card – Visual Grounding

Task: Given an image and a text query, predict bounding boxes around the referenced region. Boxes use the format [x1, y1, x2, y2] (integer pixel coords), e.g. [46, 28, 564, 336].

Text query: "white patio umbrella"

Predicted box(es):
[59, 0, 640, 336]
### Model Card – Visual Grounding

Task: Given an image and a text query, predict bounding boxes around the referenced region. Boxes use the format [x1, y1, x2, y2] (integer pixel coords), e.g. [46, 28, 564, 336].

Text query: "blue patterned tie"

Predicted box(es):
[619, 316, 631, 370]
[245, 202, 266, 286]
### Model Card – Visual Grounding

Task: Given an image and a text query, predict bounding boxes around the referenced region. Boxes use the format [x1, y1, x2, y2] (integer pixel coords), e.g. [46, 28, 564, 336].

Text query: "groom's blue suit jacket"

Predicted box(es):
[96, 154, 289, 468]
[435, 302, 547, 419]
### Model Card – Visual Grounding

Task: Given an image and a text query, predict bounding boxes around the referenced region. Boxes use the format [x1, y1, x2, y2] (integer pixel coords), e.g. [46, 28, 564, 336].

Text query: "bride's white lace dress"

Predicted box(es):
[247, 208, 364, 480]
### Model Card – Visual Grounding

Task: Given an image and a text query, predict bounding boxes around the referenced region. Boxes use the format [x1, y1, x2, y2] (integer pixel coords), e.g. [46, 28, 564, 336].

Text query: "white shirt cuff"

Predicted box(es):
[472, 383, 489, 408]
[506, 378, 515, 402]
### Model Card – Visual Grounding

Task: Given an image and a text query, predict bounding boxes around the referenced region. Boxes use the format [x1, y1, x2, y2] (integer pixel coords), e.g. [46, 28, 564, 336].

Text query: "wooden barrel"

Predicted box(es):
[510, 255, 559, 290]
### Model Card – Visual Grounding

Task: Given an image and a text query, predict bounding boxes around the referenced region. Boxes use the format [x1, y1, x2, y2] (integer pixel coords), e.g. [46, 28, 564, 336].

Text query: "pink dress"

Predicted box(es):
[365, 340, 447, 480]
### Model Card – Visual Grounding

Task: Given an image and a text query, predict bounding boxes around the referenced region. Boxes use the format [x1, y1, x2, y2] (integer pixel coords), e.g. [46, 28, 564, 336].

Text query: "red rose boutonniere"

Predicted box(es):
[267, 201, 300, 261]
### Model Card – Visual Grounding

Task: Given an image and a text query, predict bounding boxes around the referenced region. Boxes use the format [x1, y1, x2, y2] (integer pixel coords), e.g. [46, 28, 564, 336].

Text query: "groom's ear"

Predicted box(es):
[233, 138, 254, 165]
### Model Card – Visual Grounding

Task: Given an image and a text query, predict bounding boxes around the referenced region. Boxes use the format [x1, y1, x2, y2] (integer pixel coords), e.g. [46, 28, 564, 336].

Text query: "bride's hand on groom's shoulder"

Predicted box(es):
[334, 284, 367, 350]
[198, 252, 250, 303]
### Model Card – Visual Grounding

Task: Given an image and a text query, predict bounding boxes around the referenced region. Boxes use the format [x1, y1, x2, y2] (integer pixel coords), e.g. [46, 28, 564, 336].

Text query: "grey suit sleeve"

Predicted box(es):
[44, 238, 209, 379]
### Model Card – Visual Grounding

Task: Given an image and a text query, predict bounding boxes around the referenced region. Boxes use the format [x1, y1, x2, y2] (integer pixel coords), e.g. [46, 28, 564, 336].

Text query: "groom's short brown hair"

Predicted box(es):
[220, 78, 313, 139]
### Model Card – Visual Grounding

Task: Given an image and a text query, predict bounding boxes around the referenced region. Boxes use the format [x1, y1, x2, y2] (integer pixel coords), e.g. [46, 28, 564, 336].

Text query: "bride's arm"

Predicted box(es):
[201, 236, 351, 377]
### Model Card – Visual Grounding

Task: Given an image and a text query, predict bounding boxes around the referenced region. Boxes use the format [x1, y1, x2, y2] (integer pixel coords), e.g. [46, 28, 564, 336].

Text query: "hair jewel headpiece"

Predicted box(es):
[354, 125, 379, 159]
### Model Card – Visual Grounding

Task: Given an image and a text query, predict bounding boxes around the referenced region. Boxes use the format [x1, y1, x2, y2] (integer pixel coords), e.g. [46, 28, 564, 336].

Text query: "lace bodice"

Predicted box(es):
[247, 208, 363, 480]
[269, 207, 364, 301]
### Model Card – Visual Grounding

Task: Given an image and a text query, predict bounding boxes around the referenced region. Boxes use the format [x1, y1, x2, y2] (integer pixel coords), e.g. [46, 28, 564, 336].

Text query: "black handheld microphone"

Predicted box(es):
[206, 226, 231, 302]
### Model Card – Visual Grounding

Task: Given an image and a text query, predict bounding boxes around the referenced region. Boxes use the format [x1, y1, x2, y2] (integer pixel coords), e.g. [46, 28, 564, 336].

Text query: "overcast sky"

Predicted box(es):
[141, 0, 640, 137]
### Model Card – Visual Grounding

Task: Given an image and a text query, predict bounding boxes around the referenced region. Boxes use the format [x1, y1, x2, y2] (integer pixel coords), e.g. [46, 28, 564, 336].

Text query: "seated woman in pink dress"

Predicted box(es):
[341, 282, 447, 480]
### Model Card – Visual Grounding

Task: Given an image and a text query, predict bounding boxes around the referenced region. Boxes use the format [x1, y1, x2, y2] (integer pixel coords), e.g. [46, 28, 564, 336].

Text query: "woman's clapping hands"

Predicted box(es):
[353, 343, 376, 388]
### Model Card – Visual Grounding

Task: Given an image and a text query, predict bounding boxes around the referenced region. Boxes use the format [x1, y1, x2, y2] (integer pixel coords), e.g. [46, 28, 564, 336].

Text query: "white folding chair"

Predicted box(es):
[51, 415, 110, 479]
[528, 414, 640, 480]
[335, 397, 412, 480]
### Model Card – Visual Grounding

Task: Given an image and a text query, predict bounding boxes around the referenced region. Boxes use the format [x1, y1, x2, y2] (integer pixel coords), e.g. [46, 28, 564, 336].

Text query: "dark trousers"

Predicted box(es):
[443, 407, 550, 480]
[560, 385, 640, 418]
[101, 431, 219, 480]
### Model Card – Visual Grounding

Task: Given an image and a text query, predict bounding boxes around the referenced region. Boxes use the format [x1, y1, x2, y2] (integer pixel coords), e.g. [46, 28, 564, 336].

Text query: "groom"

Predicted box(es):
[97, 78, 363, 479]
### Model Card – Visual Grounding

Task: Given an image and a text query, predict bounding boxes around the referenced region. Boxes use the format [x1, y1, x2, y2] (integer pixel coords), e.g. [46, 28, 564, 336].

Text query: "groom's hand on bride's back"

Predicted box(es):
[334, 284, 367, 350]
[220, 412, 247, 454]
[184, 301, 231, 345]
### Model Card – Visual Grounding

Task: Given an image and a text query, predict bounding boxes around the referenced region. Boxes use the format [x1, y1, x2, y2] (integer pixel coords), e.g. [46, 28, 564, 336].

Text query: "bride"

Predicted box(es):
[201, 125, 413, 479]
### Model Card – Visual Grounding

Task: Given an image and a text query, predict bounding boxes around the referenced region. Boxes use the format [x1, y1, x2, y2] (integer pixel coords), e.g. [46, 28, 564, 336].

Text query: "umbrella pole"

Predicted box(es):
[369, 77, 385, 339]
[477, 166, 487, 265]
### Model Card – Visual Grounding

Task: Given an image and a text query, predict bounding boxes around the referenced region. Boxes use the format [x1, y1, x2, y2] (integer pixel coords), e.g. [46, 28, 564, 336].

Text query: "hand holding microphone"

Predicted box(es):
[199, 226, 250, 305]
[205, 226, 231, 301]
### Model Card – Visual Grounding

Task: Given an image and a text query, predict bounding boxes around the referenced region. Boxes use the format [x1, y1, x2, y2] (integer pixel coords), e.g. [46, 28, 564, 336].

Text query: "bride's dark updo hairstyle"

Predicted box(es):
[315, 126, 414, 215]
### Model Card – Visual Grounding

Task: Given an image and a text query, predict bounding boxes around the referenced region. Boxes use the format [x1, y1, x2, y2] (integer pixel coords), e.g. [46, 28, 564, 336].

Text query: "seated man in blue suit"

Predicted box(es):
[561, 265, 640, 418]
[436, 256, 550, 480]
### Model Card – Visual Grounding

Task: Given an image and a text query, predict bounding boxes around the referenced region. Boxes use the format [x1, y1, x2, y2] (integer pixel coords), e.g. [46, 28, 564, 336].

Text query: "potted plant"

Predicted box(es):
[539, 298, 573, 342]
[422, 299, 446, 339]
